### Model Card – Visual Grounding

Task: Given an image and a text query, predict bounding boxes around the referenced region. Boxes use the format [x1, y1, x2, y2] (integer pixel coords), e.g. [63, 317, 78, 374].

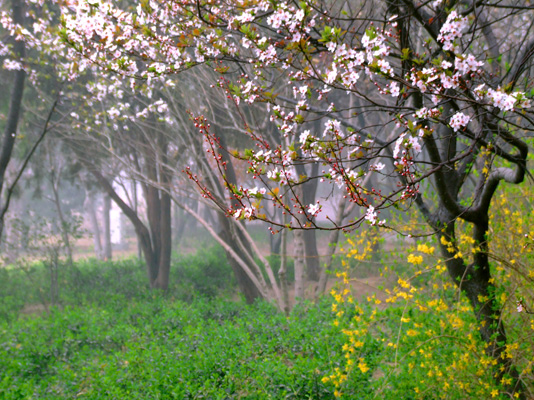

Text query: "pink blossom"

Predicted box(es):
[408, 136, 422, 154]
[2, 59, 22, 70]
[326, 41, 337, 53]
[299, 130, 311, 143]
[389, 82, 400, 97]
[365, 205, 381, 226]
[454, 54, 483, 75]
[438, 10, 468, 53]
[449, 112, 470, 132]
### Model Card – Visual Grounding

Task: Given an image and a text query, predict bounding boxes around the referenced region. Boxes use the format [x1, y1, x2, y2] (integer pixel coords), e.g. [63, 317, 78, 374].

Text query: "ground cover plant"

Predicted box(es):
[0, 245, 235, 321]
[0, 295, 348, 399]
[0, 251, 355, 399]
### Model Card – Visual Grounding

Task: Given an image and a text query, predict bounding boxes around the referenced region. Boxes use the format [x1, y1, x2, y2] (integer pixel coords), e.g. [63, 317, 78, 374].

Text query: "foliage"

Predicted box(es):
[0, 245, 236, 322]
[1, 211, 533, 399]
[173, 245, 235, 299]
[0, 270, 352, 399]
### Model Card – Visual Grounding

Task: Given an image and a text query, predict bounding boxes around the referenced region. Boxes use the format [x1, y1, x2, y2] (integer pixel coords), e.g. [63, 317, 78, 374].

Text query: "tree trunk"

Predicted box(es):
[213, 133, 264, 303]
[81, 128, 174, 291]
[316, 199, 347, 297]
[152, 148, 172, 290]
[296, 163, 321, 281]
[82, 164, 159, 287]
[270, 231, 281, 255]
[437, 214, 524, 397]
[173, 201, 186, 246]
[174, 194, 270, 302]
[131, 177, 143, 260]
[278, 223, 290, 314]
[0, 0, 25, 241]
[303, 229, 320, 281]
[51, 176, 73, 264]
[103, 193, 112, 260]
[47, 247, 60, 306]
[217, 213, 263, 303]
[152, 192, 171, 290]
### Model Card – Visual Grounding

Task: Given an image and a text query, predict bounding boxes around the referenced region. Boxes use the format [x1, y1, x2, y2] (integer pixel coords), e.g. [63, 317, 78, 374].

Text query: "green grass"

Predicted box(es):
[0, 245, 236, 321]
[0, 248, 369, 399]
[0, 293, 358, 399]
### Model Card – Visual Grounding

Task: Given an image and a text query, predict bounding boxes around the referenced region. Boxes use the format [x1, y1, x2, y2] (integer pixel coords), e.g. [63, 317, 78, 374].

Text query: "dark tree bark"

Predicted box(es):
[295, 163, 321, 281]
[407, 101, 528, 399]
[432, 210, 523, 397]
[390, 2, 529, 395]
[152, 139, 172, 289]
[81, 162, 172, 290]
[130, 177, 143, 260]
[0, 0, 25, 240]
[217, 213, 263, 303]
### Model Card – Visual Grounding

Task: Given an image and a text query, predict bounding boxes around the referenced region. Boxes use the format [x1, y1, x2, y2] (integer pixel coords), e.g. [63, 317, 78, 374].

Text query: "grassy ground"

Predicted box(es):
[1, 296, 350, 399]
[0, 253, 368, 399]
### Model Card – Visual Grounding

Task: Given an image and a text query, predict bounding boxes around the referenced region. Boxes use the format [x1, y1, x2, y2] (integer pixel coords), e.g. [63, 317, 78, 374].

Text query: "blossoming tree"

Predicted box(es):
[59, 0, 534, 395]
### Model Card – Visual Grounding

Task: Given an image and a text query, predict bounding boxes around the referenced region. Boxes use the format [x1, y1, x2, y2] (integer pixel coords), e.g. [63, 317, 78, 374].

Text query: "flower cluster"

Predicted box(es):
[449, 112, 470, 132]
[474, 84, 531, 111]
[437, 11, 468, 53]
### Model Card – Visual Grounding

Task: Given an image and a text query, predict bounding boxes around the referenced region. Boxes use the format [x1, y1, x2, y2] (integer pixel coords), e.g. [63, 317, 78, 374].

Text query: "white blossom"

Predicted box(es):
[307, 203, 320, 216]
[299, 129, 311, 143]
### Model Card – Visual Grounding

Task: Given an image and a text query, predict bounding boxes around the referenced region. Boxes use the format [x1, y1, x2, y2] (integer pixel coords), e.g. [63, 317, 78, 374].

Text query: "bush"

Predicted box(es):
[0, 245, 236, 322]
[173, 245, 235, 299]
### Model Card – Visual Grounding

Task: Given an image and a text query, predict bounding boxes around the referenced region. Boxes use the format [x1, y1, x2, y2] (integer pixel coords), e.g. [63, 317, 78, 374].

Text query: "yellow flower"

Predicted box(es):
[358, 358, 369, 373]
[407, 254, 423, 265]
[398, 278, 411, 289]
[500, 292, 507, 303]
[417, 243, 435, 254]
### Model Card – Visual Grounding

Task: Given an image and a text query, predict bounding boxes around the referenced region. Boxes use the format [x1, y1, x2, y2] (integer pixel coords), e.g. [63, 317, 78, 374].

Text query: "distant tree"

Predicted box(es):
[0, 0, 64, 243]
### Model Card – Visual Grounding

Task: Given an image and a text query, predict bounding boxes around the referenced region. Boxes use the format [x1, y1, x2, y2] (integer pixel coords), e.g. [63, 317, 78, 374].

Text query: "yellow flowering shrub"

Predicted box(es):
[324, 182, 534, 399]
